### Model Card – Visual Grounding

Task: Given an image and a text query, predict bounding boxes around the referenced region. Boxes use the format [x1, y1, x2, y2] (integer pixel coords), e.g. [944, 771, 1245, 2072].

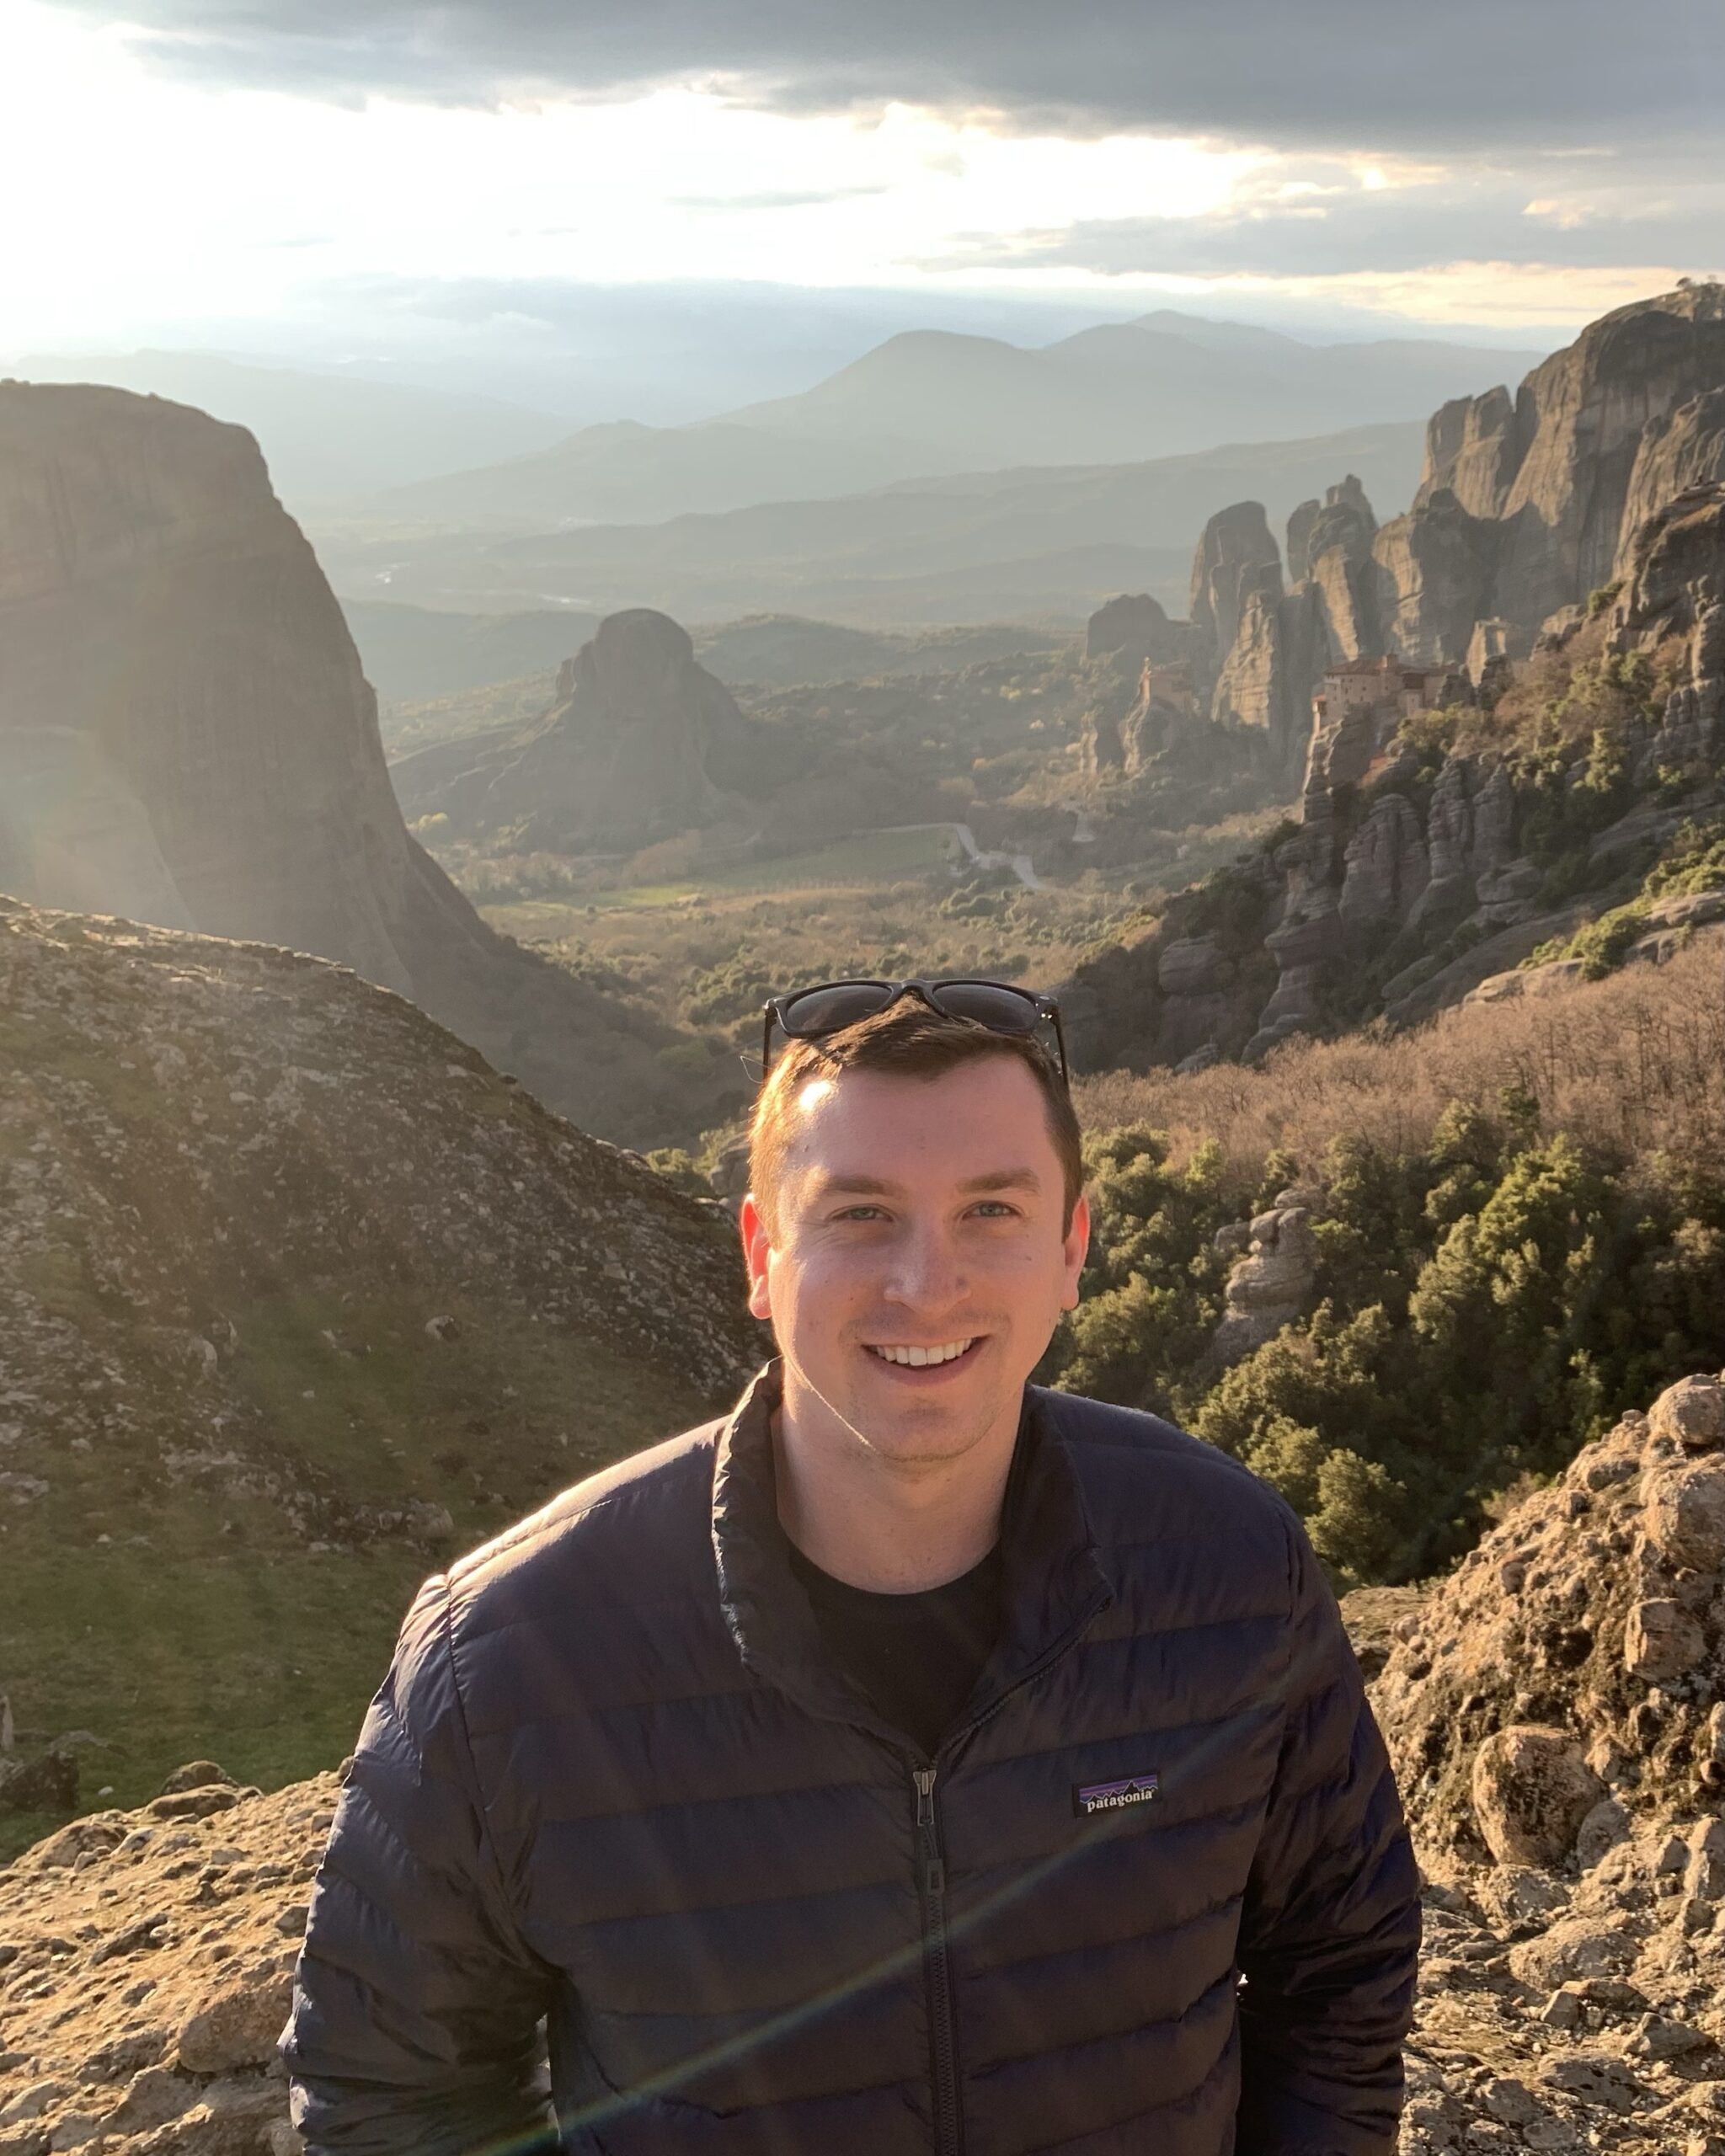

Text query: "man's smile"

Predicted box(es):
[862, 1337, 985, 1375]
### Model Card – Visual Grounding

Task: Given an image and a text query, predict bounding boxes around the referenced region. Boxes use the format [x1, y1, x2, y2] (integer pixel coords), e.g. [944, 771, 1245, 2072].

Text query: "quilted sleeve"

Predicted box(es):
[280, 1574, 558, 2156]
[1235, 1519, 1422, 2156]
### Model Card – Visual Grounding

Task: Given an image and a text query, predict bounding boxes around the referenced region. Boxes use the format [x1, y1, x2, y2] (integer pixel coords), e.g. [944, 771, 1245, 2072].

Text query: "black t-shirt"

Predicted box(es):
[788, 1539, 1002, 1759]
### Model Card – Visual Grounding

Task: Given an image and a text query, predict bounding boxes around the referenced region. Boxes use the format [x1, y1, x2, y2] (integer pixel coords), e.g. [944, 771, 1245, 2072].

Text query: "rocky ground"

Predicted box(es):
[1377, 1369, 1725, 2153]
[3, 1372, 1723, 2152]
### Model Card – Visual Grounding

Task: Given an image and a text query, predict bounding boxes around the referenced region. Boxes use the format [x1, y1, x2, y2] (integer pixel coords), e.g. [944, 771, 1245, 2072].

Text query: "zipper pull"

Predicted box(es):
[914, 1769, 944, 1892]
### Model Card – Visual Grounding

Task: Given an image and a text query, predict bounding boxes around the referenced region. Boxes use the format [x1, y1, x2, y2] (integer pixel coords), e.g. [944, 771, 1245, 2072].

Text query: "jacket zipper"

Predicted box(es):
[914, 1765, 961, 2156]
[905, 1587, 1112, 2156]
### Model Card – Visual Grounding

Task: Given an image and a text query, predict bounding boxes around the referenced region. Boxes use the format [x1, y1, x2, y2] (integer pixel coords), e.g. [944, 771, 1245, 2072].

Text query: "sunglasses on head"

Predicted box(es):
[761, 978, 1069, 1086]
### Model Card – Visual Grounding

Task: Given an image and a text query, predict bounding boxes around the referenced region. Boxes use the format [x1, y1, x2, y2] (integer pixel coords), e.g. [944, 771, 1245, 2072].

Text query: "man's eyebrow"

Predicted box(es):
[806, 1168, 1044, 1198]
[809, 1172, 900, 1198]
[957, 1168, 1044, 1193]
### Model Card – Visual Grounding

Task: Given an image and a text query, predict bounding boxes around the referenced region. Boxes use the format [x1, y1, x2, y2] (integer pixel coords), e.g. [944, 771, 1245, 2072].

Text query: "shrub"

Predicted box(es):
[1053, 958, 1725, 1585]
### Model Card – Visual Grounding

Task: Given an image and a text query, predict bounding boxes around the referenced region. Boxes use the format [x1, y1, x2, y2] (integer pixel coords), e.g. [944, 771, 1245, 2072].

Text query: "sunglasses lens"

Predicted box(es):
[932, 982, 1041, 1032]
[778, 983, 893, 1036]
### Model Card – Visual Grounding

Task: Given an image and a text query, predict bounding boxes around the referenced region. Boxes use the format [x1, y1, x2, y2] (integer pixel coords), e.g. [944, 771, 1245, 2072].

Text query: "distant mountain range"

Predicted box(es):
[315, 420, 1426, 628]
[8, 350, 569, 502]
[367, 312, 1545, 528]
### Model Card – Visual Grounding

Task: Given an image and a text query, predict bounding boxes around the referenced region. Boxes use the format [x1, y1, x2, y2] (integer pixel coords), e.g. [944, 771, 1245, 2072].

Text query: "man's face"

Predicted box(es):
[740, 1057, 1089, 1472]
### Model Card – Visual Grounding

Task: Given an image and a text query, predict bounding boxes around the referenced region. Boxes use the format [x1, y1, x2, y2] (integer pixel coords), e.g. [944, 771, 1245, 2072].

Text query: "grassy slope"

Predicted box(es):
[0, 904, 759, 1861]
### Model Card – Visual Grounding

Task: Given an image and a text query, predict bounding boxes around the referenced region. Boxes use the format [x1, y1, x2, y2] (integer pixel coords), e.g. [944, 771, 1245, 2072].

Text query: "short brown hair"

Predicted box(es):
[750, 1000, 1084, 1232]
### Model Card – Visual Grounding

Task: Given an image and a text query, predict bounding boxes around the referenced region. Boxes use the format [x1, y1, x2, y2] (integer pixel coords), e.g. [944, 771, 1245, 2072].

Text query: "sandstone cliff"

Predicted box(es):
[1184, 477, 1386, 776]
[1369, 286, 1725, 662]
[1188, 499, 1281, 657]
[1063, 483, 1725, 1076]
[391, 608, 767, 852]
[0, 385, 706, 1145]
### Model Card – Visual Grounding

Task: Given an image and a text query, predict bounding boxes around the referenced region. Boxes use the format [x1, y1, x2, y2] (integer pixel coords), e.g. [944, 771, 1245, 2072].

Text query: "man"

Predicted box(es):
[283, 978, 1420, 2155]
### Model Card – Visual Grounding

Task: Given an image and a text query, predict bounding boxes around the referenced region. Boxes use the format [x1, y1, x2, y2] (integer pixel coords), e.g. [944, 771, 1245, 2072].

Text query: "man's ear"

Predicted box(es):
[1060, 1189, 1091, 1311]
[740, 1193, 773, 1323]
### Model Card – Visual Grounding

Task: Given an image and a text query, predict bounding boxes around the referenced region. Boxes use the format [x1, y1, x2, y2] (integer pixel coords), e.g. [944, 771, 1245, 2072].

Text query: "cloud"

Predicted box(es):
[665, 184, 890, 211]
[923, 163, 1725, 281]
[37, 0, 1725, 157]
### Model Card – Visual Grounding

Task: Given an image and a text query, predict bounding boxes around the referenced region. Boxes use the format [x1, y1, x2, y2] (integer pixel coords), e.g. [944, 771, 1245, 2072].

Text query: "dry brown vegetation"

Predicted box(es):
[1076, 931, 1725, 1198]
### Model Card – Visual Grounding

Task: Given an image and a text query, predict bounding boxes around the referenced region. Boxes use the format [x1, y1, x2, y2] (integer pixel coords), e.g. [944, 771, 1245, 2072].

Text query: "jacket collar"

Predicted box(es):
[710, 1361, 1113, 1754]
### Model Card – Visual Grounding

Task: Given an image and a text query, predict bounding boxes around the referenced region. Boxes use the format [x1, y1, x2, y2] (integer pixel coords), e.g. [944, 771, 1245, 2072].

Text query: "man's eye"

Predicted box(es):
[972, 1202, 1019, 1219]
[834, 1205, 886, 1222]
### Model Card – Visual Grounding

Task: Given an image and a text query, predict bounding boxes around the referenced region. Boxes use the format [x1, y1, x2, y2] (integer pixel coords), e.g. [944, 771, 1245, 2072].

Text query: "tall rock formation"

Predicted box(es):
[1416, 382, 1520, 519]
[1209, 574, 1324, 771]
[1370, 286, 1725, 659]
[1284, 497, 1321, 584]
[1084, 590, 1203, 670]
[1621, 386, 1725, 547]
[1203, 482, 1380, 772]
[1189, 500, 1282, 659]
[393, 609, 764, 852]
[1064, 479, 1725, 1075]
[1370, 488, 1497, 664]
[1607, 479, 1725, 782]
[1305, 475, 1383, 664]
[0, 383, 705, 1146]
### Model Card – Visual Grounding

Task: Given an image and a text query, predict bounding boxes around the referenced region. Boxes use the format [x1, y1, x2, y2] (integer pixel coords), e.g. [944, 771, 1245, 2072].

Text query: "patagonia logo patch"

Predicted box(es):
[1073, 1772, 1159, 1817]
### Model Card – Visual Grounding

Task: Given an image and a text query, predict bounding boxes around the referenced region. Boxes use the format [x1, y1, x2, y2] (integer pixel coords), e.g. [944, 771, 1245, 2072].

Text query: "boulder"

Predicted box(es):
[1210, 1203, 1318, 1365]
[1471, 1726, 1604, 1867]
[158, 1763, 236, 1798]
[1506, 1918, 1636, 1991]
[1642, 1451, 1725, 1572]
[175, 1977, 295, 2075]
[1624, 1599, 1706, 1684]
[1650, 1375, 1725, 1453]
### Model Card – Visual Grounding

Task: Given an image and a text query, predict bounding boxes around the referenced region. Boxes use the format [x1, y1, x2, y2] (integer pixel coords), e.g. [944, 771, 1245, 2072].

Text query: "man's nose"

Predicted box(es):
[882, 1222, 966, 1306]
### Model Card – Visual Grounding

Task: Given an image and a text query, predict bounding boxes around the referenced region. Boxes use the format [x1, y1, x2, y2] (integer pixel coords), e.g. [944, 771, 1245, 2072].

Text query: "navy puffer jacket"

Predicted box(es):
[283, 1367, 1419, 2154]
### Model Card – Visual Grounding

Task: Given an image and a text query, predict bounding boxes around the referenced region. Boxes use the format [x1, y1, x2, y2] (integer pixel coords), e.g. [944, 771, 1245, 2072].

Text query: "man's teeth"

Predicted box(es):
[868, 1340, 975, 1367]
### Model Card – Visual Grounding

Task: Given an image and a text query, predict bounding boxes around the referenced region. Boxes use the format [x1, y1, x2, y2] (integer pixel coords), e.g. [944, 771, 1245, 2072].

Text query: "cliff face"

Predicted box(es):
[1188, 499, 1281, 655]
[1370, 287, 1725, 660]
[0, 387, 423, 990]
[0, 385, 705, 1144]
[392, 607, 766, 851]
[1064, 483, 1725, 1077]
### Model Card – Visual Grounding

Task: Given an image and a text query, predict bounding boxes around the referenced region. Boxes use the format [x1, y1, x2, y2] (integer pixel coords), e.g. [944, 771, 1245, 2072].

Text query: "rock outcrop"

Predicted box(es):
[1370, 286, 1725, 660]
[1063, 479, 1725, 1077]
[1377, 1372, 1725, 1869]
[1210, 1189, 1321, 1366]
[1199, 478, 1387, 774]
[0, 899, 759, 1822]
[1189, 499, 1282, 659]
[391, 608, 766, 853]
[1365, 1373, 1725, 2153]
[1083, 591, 1203, 670]
[0, 384, 709, 1145]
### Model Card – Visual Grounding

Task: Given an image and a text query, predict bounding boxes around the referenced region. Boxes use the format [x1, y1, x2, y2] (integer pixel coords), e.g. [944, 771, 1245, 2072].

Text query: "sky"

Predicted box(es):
[4, 0, 1722, 376]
